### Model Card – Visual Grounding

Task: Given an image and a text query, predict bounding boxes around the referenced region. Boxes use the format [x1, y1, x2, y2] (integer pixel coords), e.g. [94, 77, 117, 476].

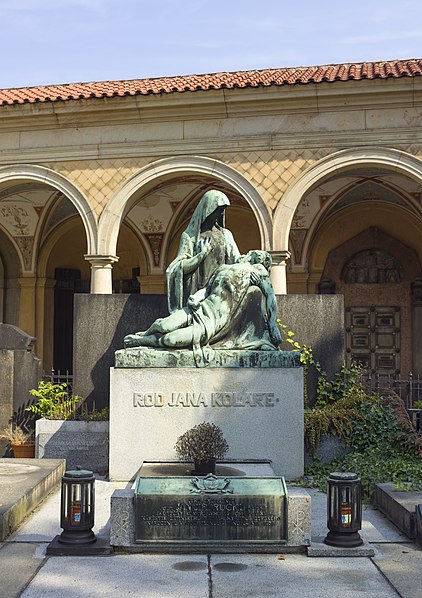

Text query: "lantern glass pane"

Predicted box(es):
[62, 483, 69, 522]
[85, 485, 91, 514]
[71, 483, 82, 525]
[341, 486, 352, 527]
[330, 486, 339, 526]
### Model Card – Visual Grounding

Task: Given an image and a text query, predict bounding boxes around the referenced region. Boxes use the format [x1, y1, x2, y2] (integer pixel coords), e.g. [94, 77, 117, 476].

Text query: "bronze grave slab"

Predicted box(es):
[134, 473, 287, 545]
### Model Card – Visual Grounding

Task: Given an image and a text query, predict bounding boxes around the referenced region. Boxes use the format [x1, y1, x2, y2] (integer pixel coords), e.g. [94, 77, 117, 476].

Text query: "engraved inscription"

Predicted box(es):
[138, 497, 280, 527]
[132, 391, 280, 408]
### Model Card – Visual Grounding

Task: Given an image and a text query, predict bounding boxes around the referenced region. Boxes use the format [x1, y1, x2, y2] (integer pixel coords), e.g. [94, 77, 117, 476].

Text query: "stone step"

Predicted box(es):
[375, 482, 422, 540]
[0, 458, 65, 541]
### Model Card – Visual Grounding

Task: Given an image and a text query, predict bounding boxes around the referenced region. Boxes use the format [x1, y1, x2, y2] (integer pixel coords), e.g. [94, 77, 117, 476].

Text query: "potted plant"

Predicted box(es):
[174, 421, 229, 475]
[0, 423, 35, 458]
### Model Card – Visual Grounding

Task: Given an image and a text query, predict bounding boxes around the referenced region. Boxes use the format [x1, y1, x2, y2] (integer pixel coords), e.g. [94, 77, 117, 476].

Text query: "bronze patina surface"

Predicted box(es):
[134, 468, 287, 545]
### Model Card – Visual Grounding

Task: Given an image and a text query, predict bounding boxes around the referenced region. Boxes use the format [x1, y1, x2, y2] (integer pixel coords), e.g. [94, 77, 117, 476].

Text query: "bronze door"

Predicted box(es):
[345, 306, 400, 376]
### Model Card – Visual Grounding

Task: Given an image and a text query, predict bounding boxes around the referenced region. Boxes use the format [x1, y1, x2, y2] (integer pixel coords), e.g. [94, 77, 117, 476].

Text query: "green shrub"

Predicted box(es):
[281, 323, 422, 500]
[304, 395, 422, 499]
[26, 381, 78, 420]
[26, 381, 109, 421]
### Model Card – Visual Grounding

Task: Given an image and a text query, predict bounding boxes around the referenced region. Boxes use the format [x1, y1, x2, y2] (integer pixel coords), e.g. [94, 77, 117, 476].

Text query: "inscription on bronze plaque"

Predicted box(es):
[134, 475, 287, 544]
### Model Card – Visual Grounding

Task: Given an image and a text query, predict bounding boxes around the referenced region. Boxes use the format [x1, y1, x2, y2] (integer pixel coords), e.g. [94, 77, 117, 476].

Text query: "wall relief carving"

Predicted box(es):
[341, 249, 404, 284]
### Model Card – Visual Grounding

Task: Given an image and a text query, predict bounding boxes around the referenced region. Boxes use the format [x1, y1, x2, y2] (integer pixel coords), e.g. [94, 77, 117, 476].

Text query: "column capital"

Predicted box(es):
[85, 255, 119, 294]
[269, 250, 290, 295]
[18, 276, 38, 288]
[269, 250, 291, 266]
[84, 254, 119, 266]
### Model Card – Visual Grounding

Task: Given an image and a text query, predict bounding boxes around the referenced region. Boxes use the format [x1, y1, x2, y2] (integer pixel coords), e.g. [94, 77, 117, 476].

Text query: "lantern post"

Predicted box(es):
[324, 472, 363, 548]
[47, 468, 110, 555]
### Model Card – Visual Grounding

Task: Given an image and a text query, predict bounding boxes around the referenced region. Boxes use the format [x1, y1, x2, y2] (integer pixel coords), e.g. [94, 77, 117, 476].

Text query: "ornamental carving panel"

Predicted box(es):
[342, 249, 404, 284]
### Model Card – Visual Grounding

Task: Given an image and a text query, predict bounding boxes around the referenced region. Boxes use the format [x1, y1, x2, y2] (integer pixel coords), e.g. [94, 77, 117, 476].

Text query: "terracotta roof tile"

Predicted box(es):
[0, 58, 421, 107]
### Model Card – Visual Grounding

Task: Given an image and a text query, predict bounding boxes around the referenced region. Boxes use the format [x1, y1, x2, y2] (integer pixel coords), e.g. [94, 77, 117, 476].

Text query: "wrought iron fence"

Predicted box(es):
[42, 369, 74, 394]
[364, 372, 422, 432]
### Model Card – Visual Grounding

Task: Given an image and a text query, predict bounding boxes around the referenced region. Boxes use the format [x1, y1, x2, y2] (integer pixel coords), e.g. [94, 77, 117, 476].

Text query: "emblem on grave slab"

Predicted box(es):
[190, 474, 233, 494]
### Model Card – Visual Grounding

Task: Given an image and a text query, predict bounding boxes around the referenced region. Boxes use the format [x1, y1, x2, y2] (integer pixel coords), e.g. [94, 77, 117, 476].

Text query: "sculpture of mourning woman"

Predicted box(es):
[124, 190, 281, 366]
[166, 189, 240, 313]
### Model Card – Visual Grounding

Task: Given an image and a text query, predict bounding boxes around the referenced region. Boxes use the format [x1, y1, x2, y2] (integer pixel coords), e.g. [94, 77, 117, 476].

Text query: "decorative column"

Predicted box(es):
[18, 275, 37, 336]
[85, 255, 119, 294]
[269, 250, 291, 295]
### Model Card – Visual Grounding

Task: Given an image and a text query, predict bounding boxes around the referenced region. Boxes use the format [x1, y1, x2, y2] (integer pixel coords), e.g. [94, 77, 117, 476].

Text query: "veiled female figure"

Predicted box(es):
[166, 190, 240, 313]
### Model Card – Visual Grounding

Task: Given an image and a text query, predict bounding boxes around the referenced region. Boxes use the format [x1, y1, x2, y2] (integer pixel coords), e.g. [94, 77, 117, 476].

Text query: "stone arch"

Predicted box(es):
[306, 201, 422, 291]
[0, 164, 97, 256]
[299, 179, 420, 272]
[98, 156, 272, 256]
[273, 147, 422, 249]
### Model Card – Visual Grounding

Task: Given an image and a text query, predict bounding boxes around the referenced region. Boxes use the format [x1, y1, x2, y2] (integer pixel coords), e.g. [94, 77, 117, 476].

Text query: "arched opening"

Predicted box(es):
[41, 216, 91, 373]
[99, 156, 270, 261]
[119, 176, 261, 295]
[320, 226, 422, 377]
[0, 169, 95, 372]
[289, 163, 422, 377]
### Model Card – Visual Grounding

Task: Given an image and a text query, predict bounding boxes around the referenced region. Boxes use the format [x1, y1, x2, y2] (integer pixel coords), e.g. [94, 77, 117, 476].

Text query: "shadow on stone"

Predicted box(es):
[213, 562, 249, 571]
[172, 561, 208, 571]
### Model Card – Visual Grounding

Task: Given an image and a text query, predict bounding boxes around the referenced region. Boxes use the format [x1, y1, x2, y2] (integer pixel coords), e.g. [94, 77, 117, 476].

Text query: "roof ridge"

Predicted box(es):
[1, 58, 421, 106]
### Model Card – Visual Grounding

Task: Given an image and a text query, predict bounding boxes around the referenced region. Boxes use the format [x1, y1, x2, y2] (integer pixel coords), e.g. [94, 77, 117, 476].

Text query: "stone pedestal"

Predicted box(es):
[110, 461, 311, 553]
[35, 420, 109, 473]
[109, 350, 303, 481]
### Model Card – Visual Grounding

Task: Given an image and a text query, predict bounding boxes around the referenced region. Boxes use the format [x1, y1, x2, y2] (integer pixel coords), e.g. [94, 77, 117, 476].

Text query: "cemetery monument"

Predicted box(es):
[109, 190, 303, 480]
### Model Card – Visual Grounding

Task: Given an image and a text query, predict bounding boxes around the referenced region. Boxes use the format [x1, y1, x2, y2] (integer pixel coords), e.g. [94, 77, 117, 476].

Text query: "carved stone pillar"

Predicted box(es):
[85, 255, 119, 294]
[269, 250, 291, 295]
[18, 276, 37, 336]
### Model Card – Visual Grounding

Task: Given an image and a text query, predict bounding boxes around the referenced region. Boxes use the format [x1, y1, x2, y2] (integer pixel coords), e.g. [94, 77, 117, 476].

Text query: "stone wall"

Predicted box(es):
[0, 324, 41, 431]
[277, 295, 345, 404]
[73, 294, 168, 408]
[73, 294, 344, 409]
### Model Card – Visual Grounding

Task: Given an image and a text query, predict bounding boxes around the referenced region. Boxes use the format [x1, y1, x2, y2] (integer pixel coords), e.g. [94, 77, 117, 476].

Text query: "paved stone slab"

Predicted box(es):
[21, 554, 209, 598]
[0, 542, 47, 598]
[211, 554, 398, 597]
[307, 538, 375, 557]
[12, 479, 127, 543]
[308, 487, 407, 543]
[372, 542, 422, 598]
[0, 459, 65, 541]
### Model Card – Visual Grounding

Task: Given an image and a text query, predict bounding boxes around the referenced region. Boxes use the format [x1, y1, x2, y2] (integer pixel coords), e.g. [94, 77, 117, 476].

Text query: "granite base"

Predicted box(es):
[110, 462, 311, 553]
[109, 364, 303, 481]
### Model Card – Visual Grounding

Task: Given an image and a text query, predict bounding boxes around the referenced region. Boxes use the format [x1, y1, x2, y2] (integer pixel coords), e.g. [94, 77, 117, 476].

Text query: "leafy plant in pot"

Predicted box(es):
[25, 381, 78, 420]
[174, 422, 229, 475]
[0, 424, 35, 458]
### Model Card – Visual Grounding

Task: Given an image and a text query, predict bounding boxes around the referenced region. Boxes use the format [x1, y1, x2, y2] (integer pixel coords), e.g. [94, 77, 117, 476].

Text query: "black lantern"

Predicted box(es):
[58, 468, 96, 545]
[324, 472, 363, 548]
[47, 468, 110, 555]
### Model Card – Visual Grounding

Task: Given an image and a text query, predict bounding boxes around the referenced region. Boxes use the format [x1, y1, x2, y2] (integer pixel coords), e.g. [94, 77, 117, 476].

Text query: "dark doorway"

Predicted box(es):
[54, 268, 89, 373]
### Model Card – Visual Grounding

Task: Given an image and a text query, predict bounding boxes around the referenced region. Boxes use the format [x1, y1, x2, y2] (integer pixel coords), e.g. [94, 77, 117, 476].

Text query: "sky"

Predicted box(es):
[1, 0, 422, 89]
